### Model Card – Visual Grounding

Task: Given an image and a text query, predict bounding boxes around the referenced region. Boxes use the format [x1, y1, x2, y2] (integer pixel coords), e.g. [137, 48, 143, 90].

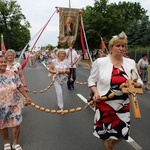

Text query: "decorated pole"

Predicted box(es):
[80, 15, 93, 64]
[1, 34, 6, 51]
[69, 0, 71, 8]
[21, 9, 57, 70]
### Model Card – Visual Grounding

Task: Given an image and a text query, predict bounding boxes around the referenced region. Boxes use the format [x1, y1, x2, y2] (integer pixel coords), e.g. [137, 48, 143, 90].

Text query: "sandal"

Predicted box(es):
[4, 143, 11, 150]
[12, 144, 23, 150]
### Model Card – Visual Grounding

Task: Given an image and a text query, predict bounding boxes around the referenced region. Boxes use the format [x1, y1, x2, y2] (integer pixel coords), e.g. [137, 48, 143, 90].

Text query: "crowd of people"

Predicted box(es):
[0, 31, 150, 150]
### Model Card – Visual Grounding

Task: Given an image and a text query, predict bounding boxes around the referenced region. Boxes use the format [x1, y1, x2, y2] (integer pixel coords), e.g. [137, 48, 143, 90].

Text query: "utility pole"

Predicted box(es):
[69, 0, 71, 8]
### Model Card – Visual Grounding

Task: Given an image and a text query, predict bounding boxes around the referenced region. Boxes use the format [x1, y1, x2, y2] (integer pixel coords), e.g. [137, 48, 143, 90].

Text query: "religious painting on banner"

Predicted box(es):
[59, 7, 80, 46]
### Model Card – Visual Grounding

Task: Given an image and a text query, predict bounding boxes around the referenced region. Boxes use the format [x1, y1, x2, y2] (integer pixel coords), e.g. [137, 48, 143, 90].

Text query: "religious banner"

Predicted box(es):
[59, 7, 80, 46]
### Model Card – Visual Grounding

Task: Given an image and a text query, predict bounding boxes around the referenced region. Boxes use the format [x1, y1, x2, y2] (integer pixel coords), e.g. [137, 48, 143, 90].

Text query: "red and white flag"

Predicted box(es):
[101, 37, 106, 51]
[1, 34, 6, 51]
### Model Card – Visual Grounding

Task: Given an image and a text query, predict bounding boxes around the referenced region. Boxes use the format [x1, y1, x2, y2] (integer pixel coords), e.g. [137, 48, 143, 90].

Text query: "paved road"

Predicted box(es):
[0, 61, 150, 150]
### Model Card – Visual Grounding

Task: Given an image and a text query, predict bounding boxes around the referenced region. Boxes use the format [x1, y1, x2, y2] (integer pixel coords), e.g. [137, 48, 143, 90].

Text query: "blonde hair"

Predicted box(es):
[56, 49, 66, 57]
[108, 31, 128, 52]
[6, 49, 16, 57]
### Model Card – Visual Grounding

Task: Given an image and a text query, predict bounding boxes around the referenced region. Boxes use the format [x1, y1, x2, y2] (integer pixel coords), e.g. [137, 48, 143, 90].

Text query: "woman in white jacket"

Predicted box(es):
[88, 32, 143, 150]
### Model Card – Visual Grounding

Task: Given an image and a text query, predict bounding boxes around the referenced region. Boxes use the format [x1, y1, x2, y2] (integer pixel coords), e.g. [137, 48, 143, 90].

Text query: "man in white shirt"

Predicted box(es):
[65, 45, 80, 91]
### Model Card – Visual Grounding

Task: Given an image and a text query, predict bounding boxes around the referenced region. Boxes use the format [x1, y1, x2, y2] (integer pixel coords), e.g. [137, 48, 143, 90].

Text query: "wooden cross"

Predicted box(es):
[121, 79, 143, 119]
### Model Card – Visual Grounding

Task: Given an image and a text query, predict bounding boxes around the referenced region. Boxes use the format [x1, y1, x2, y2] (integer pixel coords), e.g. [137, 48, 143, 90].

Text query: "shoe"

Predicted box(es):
[12, 144, 23, 150]
[4, 143, 11, 150]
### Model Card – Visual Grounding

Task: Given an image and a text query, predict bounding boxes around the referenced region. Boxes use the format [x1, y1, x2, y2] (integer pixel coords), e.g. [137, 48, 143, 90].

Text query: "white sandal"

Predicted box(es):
[4, 143, 11, 150]
[12, 144, 23, 150]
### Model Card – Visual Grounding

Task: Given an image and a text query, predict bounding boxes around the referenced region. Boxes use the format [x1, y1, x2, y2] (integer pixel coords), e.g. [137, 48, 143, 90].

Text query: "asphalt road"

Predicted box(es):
[0, 60, 150, 150]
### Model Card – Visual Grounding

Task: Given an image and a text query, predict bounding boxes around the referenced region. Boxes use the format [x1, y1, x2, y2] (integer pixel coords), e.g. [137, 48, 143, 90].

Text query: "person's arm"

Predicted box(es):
[18, 67, 28, 91]
[71, 52, 81, 65]
[137, 59, 141, 75]
[88, 60, 100, 101]
[49, 61, 57, 74]
[18, 86, 31, 103]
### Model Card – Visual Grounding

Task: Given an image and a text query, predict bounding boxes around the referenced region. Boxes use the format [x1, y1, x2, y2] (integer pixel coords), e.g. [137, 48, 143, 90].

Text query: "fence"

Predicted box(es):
[128, 49, 150, 63]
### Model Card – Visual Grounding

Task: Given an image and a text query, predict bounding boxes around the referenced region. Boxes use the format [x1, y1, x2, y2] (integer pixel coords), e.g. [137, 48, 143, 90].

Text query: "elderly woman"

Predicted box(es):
[49, 49, 70, 113]
[6, 49, 28, 108]
[6, 49, 28, 90]
[88, 32, 143, 150]
[0, 53, 31, 150]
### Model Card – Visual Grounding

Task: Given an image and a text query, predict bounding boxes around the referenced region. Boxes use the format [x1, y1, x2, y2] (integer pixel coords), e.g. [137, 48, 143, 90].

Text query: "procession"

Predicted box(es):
[1, 0, 150, 150]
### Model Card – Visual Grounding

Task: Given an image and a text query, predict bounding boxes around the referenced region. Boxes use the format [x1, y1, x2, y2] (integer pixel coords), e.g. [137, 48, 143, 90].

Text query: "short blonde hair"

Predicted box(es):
[108, 31, 128, 51]
[56, 49, 66, 57]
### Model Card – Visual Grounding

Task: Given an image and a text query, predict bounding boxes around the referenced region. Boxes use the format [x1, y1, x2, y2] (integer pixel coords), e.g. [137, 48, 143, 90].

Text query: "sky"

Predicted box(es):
[17, 0, 150, 50]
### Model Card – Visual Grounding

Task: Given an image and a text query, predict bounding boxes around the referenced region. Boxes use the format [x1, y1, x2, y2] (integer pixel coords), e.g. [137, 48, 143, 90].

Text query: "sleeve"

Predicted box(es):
[88, 59, 99, 87]
[16, 62, 21, 69]
[137, 59, 142, 66]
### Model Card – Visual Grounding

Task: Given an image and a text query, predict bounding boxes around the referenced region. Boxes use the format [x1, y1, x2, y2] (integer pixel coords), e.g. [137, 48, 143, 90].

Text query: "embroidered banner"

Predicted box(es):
[59, 7, 80, 46]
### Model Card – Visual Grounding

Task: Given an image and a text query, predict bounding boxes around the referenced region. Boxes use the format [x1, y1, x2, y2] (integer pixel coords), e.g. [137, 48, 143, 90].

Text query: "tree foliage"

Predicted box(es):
[80, 0, 149, 50]
[0, 0, 30, 51]
[127, 16, 150, 47]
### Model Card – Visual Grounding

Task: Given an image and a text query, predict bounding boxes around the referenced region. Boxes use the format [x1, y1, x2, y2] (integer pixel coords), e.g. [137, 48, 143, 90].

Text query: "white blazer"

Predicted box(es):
[88, 55, 143, 96]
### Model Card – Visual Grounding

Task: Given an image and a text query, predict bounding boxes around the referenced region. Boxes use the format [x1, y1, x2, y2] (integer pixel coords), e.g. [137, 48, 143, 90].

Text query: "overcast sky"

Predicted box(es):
[17, 0, 150, 50]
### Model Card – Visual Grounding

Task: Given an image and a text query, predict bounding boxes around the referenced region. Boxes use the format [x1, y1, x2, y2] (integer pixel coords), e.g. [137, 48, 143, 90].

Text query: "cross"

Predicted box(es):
[121, 79, 143, 119]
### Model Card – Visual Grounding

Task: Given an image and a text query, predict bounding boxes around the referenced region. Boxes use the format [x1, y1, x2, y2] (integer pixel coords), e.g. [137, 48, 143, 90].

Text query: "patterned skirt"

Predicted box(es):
[93, 98, 130, 140]
[0, 102, 22, 129]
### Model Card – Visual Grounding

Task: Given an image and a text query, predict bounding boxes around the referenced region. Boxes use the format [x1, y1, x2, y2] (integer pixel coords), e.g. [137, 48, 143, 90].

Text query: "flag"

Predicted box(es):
[21, 9, 57, 70]
[80, 23, 87, 56]
[21, 56, 29, 70]
[101, 37, 106, 51]
[80, 22, 92, 68]
[1, 34, 6, 51]
[58, 7, 80, 46]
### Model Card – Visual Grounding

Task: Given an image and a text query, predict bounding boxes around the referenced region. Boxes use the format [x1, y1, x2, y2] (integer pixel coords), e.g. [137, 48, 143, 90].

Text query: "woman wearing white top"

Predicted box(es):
[49, 49, 70, 113]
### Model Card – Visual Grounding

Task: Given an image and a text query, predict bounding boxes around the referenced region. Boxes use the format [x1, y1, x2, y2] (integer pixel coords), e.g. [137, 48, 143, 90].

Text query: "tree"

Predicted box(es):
[80, 0, 149, 50]
[0, 0, 30, 51]
[127, 16, 150, 47]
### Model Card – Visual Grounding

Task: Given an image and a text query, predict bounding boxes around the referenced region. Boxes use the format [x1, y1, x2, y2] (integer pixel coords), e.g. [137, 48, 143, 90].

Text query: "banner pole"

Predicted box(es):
[80, 15, 93, 64]
[69, 0, 71, 8]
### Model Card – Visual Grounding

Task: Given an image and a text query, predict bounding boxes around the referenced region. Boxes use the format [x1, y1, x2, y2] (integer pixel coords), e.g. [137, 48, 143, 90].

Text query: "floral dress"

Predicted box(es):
[0, 70, 23, 129]
[6, 61, 21, 73]
[93, 66, 130, 140]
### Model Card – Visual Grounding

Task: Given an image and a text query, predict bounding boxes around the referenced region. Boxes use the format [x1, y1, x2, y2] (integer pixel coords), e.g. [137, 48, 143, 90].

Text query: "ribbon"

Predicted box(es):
[21, 9, 57, 70]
